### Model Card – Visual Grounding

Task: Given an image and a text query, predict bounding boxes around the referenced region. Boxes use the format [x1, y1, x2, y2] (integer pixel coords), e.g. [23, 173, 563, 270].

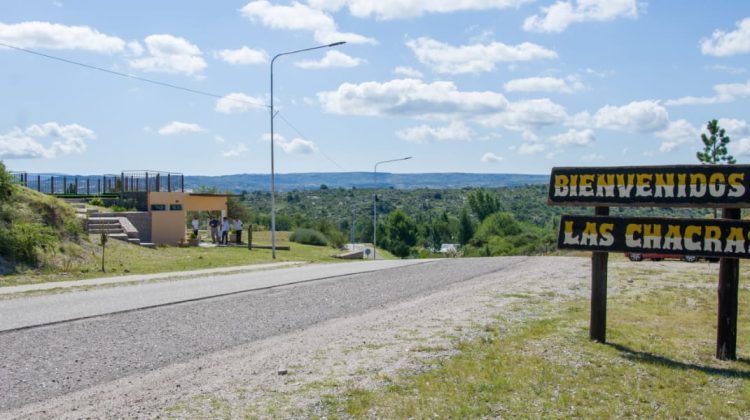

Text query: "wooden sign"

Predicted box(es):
[548, 165, 750, 207]
[558, 215, 750, 259]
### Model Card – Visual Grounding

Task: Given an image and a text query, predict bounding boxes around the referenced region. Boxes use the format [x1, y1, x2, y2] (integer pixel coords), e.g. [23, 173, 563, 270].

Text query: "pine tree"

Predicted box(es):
[697, 119, 736, 165]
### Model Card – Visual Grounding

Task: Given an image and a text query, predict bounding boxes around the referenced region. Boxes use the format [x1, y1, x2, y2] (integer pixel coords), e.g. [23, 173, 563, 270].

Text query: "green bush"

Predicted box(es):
[88, 197, 104, 206]
[0, 222, 58, 266]
[289, 228, 328, 246]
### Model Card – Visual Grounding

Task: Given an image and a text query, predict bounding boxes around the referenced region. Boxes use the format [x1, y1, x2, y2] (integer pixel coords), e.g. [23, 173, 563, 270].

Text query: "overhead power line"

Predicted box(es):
[0, 41, 268, 109]
[1, 41, 348, 171]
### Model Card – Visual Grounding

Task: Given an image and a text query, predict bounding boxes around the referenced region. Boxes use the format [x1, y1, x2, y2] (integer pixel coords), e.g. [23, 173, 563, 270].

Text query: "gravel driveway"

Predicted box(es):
[1, 256, 589, 419]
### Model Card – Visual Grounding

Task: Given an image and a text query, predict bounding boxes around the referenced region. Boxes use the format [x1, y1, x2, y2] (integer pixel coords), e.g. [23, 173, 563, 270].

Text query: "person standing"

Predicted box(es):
[209, 217, 220, 244]
[233, 218, 243, 244]
[221, 217, 230, 245]
[191, 216, 200, 237]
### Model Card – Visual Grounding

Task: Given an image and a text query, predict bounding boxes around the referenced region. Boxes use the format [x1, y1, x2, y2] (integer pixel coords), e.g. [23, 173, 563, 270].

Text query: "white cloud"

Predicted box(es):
[577, 100, 669, 133]
[406, 37, 557, 74]
[706, 64, 746, 75]
[214, 135, 226, 144]
[215, 92, 266, 114]
[523, 0, 638, 33]
[504, 76, 584, 93]
[240, 1, 376, 45]
[393, 66, 423, 78]
[308, 0, 532, 20]
[480, 152, 504, 163]
[157, 121, 205, 136]
[222, 143, 249, 157]
[129, 34, 206, 77]
[733, 138, 750, 156]
[294, 50, 364, 69]
[0, 21, 125, 53]
[396, 121, 474, 143]
[318, 78, 509, 119]
[701, 17, 750, 57]
[214, 46, 267, 65]
[0, 122, 95, 159]
[261, 133, 319, 154]
[478, 98, 567, 130]
[127, 40, 144, 56]
[665, 80, 750, 106]
[518, 142, 545, 154]
[718, 118, 750, 138]
[656, 119, 699, 152]
[549, 128, 595, 146]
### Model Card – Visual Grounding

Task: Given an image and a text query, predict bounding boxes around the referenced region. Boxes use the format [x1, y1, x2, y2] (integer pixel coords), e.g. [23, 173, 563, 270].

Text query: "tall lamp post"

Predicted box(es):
[373, 156, 412, 260]
[270, 41, 345, 258]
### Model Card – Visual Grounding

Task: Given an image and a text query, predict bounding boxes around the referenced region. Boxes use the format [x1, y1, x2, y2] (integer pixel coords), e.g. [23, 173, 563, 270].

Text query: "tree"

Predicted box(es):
[458, 208, 475, 246]
[697, 119, 736, 165]
[0, 161, 15, 201]
[467, 189, 501, 221]
[384, 209, 417, 258]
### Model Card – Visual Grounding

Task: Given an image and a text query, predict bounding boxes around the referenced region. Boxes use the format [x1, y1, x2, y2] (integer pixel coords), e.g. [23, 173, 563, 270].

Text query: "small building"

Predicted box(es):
[148, 191, 228, 245]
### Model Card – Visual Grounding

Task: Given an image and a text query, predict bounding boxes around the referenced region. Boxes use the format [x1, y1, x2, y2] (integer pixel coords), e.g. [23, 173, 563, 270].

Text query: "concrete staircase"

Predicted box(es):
[87, 216, 142, 245]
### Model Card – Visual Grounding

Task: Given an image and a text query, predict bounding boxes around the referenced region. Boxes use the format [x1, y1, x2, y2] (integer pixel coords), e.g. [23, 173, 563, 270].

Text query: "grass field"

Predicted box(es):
[325, 258, 750, 418]
[0, 230, 396, 288]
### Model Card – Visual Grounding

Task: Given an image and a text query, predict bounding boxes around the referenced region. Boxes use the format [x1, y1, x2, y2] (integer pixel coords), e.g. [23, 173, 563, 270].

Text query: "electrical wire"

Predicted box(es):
[2, 41, 348, 171]
[0, 41, 269, 109]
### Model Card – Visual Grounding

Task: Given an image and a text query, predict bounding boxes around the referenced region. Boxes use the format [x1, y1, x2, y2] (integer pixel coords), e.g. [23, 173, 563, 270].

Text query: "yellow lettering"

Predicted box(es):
[728, 173, 746, 198]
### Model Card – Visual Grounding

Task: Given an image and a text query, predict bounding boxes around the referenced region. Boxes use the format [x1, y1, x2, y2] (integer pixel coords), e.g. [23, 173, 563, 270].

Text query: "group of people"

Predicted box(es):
[191, 215, 243, 245]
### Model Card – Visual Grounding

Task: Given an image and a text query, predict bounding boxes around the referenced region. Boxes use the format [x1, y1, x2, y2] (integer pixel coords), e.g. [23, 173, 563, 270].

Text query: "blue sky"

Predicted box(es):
[1, 0, 750, 176]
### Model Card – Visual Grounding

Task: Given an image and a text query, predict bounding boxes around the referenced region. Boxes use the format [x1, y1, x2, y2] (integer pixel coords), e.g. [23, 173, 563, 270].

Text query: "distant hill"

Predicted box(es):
[184, 172, 548, 192]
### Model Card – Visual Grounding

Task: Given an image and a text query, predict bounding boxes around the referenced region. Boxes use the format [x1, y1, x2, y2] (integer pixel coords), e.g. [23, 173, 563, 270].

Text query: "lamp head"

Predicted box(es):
[328, 41, 346, 47]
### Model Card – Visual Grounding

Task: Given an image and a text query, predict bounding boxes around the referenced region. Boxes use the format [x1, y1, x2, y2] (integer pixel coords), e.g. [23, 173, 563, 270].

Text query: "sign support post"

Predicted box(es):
[590, 206, 609, 343]
[717, 207, 741, 360]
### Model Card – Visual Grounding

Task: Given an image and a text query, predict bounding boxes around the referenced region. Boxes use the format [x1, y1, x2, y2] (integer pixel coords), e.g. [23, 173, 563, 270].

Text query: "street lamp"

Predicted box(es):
[373, 156, 412, 260]
[270, 41, 346, 258]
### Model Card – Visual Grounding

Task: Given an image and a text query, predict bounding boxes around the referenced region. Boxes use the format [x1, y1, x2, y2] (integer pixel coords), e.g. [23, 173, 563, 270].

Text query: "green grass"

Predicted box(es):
[0, 230, 396, 287]
[326, 265, 750, 418]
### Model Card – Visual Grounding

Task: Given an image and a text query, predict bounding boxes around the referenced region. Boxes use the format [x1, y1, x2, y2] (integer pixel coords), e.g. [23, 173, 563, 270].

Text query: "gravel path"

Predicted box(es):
[1, 256, 590, 418]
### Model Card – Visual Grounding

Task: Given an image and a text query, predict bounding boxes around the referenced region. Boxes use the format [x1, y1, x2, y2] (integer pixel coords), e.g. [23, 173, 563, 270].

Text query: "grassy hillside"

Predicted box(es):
[0, 162, 88, 275]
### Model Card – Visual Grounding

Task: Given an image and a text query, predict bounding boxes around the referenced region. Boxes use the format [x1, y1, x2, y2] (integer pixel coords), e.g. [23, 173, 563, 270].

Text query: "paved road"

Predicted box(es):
[0, 257, 528, 412]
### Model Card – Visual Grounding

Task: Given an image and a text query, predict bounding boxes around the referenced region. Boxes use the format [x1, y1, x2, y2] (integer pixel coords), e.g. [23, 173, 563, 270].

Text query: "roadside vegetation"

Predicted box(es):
[322, 258, 750, 418]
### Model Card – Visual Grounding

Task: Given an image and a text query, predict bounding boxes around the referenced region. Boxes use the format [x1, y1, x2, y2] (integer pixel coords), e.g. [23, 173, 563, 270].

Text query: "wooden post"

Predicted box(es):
[717, 207, 741, 360]
[590, 206, 610, 343]
[247, 225, 253, 250]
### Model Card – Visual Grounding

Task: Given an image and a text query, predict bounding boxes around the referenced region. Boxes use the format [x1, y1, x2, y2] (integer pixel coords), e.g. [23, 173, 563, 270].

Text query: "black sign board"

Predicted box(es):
[548, 165, 750, 207]
[558, 215, 750, 259]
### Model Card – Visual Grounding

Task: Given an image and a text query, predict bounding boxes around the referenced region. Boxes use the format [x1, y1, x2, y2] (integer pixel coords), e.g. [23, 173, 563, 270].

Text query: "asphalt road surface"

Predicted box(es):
[0, 257, 528, 412]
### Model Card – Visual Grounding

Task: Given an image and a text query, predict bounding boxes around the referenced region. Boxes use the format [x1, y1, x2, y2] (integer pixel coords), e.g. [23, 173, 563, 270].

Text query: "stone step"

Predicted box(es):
[88, 228, 125, 235]
[139, 242, 156, 248]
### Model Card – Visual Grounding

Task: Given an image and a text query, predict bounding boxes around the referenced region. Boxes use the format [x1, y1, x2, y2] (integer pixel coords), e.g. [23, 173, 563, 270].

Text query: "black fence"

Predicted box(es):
[10, 170, 184, 197]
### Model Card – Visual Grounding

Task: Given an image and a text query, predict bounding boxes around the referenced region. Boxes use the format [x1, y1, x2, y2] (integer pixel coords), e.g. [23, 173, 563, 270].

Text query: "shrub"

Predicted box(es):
[0, 222, 58, 266]
[289, 228, 328, 246]
[88, 197, 104, 206]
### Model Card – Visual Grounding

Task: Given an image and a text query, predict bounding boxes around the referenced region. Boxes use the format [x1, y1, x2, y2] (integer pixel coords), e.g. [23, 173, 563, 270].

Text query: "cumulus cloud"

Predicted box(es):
[407, 37, 557, 74]
[0, 21, 125, 53]
[157, 121, 204, 136]
[308, 0, 532, 20]
[221, 143, 249, 157]
[396, 121, 474, 143]
[580, 153, 605, 162]
[656, 119, 700, 152]
[393, 66, 423, 78]
[523, 0, 638, 33]
[548, 128, 595, 146]
[571, 100, 669, 133]
[0, 122, 95, 159]
[477, 98, 567, 130]
[129, 34, 206, 77]
[701, 17, 750, 57]
[664, 80, 750, 106]
[261, 133, 319, 154]
[317, 78, 509, 119]
[294, 50, 364, 69]
[215, 92, 266, 114]
[504, 76, 584, 93]
[214, 45, 267, 65]
[481, 152, 504, 163]
[240, 1, 376, 45]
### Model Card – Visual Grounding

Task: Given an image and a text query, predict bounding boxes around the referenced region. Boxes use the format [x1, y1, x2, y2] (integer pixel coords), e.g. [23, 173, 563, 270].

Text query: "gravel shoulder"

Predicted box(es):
[4, 256, 593, 419]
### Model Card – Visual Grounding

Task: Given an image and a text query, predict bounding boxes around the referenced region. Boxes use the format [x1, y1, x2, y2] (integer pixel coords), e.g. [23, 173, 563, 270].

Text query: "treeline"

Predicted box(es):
[238, 185, 713, 258]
